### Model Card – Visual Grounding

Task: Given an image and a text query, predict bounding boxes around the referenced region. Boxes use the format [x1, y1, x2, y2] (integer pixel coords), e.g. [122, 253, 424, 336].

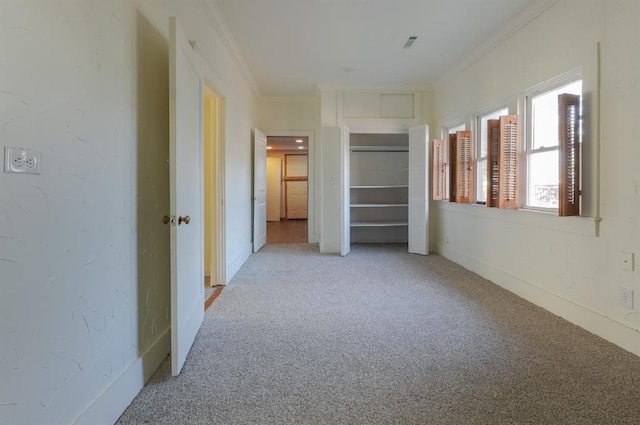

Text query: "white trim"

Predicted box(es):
[319, 240, 341, 254]
[226, 242, 252, 283]
[265, 130, 317, 243]
[442, 121, 467, 137]
[521, 69, 583, 210]
[522, 67, 583, 100]
[474, 106, 509, 203]
[202, 83, 227, 287]
[317, 84, 431, 93]
[261, 96, 319, 104]
[74, 328, 171, 425]
[434, 0, 559, 90]
[434, 200, 596, 237]
[435, 243, 640, 357]
[199, 0, 261, 98]
[347, 128, 409, 135]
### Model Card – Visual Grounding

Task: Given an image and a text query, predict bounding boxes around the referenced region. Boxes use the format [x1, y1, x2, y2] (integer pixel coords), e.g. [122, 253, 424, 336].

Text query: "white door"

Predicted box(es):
[286, 181, 308, 219]
[340, 126, 350, 256]
[169, 17, 204, 376]
[253, 129, 267, 252]
[266, 157, 281, 222]
[408, 125, 429, 255]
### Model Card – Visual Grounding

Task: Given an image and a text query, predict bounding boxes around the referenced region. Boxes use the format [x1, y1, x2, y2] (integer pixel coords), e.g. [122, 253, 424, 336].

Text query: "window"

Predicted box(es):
[432, 140, 446, 201]
[525, 79, 582, 214]
[443, 124, 466, 202]
[488, 115, 520, 209]
[476, 108, 508, 204]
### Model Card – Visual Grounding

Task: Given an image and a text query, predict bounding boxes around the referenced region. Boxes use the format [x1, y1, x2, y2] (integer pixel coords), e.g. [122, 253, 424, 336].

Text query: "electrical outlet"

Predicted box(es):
[619, 287, 634, 310]
[4, 147, 41, 174]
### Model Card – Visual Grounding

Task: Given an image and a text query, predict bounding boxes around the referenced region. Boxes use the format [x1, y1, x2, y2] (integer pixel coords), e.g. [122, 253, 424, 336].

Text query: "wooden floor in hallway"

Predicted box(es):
[267, 219, 307, 244]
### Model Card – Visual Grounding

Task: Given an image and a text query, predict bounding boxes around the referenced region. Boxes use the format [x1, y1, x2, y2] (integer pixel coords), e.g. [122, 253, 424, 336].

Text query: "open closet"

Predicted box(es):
[321, 125, 429, 256]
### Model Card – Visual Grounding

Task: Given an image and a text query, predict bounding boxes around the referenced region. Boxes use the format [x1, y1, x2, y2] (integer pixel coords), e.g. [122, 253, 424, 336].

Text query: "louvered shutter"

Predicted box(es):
[498, 115, 519, 209]
[455, 130, 472, 204]
[559, 94, 580, 216]
[449, 133, 457, 202]
[432, 140, 446, 200]
[487, 119, 500, 208]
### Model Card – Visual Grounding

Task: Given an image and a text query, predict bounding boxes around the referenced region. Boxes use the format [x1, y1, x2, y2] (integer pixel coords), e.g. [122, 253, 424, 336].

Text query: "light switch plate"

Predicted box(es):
[4, 147, 41, 174]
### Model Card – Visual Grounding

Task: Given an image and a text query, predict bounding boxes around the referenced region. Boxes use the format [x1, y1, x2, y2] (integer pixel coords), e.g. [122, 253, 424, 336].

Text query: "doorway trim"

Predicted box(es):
[202, 81, 226, 286]
[265, 130, 316, 243]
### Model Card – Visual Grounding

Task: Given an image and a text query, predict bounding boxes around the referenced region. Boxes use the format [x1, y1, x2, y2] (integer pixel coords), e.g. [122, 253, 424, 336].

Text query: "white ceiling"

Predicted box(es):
[214, 0, 548, 98]
[268, 136, 309, 151]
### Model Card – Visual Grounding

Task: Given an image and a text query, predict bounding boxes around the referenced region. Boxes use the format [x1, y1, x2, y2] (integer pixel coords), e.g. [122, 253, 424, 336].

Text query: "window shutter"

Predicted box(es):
[432, 139, 446, 200]
[455, 130, 472, 204]
[449, 133, 457, 202]
[487, 119, 500, 208]
[559, 94, 580, 216]
[498, 115, 519, 209]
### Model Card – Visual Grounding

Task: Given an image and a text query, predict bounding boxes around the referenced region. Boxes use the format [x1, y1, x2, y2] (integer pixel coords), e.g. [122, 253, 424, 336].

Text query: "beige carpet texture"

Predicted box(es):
[117, 244, 640, 425]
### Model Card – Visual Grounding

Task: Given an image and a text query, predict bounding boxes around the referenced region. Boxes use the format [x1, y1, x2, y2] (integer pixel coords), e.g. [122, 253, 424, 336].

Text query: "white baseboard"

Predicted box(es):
[319, 240, 340, 254]
[226, 242, 252, 283]
[436, 243, 640, 357]
[74, 327, 171, 425]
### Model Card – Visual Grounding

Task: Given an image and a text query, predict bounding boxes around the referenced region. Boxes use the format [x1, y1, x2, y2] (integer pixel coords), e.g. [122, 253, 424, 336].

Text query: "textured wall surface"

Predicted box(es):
[258, 99, 321, 241]
[0, 1, 257, 424]
[431, 0, 640, 349]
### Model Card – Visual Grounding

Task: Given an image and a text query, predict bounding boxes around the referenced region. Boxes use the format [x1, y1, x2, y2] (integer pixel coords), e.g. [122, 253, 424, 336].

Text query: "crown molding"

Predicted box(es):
[261, 96, 320, 104]
[433, 0, 559, 91]
[199, 0, 261, 98]
[316, 83, 433, 93]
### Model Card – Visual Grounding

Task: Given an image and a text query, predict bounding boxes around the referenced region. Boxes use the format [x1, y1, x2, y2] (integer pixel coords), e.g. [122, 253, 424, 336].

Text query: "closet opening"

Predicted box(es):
[349, 133, 409, 245]
[266, 136, 308, 244]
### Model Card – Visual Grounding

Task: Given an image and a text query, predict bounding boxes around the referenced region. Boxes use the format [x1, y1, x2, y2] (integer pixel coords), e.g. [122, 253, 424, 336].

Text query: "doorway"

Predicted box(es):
[203, 84, 225, 307]
[266, 136, 308, 244]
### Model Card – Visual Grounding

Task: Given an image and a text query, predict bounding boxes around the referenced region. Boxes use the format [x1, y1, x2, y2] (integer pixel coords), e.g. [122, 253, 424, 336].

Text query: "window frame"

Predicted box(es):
[440, 123, 466, 201]
[522, 69, 583, 213]
[474, 107, 509, 204]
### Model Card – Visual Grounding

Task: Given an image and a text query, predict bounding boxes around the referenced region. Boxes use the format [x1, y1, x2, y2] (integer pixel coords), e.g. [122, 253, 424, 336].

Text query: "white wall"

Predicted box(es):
[258, 98, 320, 241]
[318, 89, 431, 252]
[431, 0, 640, 355]
[0, 1, 257, 424]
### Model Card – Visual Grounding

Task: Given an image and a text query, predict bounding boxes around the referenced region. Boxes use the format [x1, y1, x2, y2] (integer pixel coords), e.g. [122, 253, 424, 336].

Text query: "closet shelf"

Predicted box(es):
[350, 185, 408, 189]
[350, 203, 408, 208]
[351, 220, 409, 227]
[350, 146, 409, 152]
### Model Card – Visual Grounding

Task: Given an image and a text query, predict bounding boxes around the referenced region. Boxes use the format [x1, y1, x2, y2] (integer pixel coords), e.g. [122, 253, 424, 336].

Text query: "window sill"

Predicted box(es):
[432, 200, 597, 237]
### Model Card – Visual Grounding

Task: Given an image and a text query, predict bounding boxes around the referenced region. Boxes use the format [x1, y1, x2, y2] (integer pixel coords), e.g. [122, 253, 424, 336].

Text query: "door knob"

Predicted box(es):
[163, 215, 171, 225]
[178, 215, 191, 225]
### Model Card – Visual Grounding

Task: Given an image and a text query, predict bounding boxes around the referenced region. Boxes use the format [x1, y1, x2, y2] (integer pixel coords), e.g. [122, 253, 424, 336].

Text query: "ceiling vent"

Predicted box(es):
[403, 36, 418, 49]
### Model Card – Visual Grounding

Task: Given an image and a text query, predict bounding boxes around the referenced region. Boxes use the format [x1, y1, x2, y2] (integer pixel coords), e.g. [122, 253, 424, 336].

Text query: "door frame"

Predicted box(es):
[202, 81, 226, 286]
[252, 129, 268, 252]
[283, 153, 308, 220]
[265, 130, 316, 243]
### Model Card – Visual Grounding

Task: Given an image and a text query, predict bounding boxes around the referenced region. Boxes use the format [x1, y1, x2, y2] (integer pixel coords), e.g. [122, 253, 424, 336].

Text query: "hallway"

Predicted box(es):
[267, 219, 308, 244]
[118, 244, 640, 424]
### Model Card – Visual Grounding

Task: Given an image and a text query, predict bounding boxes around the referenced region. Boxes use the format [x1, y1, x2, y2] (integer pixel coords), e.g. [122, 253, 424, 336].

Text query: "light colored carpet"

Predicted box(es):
[117, 244, 640, 424]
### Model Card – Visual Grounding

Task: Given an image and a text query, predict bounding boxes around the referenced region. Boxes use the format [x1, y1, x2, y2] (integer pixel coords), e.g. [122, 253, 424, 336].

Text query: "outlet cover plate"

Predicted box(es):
[4, 147, 41, 174]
